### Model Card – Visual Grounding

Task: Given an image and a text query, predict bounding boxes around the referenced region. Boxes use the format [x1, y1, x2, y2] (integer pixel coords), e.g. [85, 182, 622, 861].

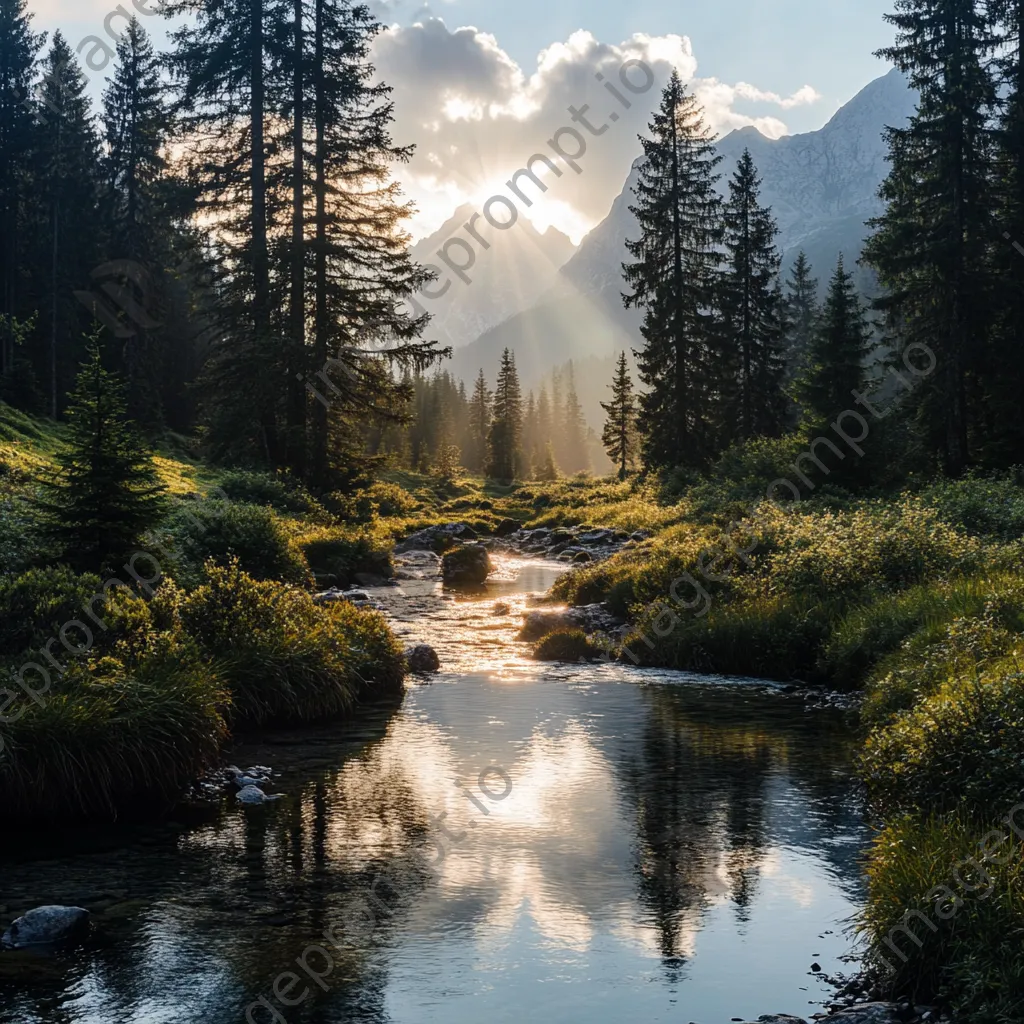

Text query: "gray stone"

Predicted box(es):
[353, 573, 388, 588]
[820, 1005, 904, 1024]
[494, 518, 521, 537]
[580, 529, 616, 545]
[396, 523, 478, 553]
[2, 906, 90, 949]
[236, 785, 269, 805]
[405, 644, 441, 674]
[441, 544, 492, 585]
[572, 550, 594, 564]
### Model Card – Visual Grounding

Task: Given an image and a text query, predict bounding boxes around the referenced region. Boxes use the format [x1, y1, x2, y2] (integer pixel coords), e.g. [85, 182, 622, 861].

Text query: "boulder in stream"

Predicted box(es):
[441, 544, 492, 585]
[405, 644, 441, 674]
[396, 523, 478, 553]
[2, 906, 90, 949]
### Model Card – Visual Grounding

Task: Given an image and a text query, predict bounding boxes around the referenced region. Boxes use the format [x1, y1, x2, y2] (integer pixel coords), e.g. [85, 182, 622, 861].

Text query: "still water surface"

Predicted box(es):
[0, 558, 868, 1024]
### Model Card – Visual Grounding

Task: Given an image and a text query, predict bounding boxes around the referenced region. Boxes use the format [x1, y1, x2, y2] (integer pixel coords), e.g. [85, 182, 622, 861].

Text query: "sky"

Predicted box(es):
[30, 0, 897, 242]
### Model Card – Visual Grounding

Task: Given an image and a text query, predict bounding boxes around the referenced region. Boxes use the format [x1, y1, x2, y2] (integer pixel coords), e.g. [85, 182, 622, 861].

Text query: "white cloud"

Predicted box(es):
[372, 18, 822, 241]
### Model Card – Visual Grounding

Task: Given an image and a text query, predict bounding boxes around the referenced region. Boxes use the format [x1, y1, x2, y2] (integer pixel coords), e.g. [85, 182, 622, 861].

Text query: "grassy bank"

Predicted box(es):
[0, 405, 406, 824]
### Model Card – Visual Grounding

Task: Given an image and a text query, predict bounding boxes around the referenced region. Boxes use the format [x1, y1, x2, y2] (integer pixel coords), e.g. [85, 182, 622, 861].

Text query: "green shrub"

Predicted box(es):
[298, 526, 393, 587]
[0, 567, 107, 657]
[167, 501, 313, 588]
[533, 629, 602, 662]
[0, 635, 227, 823]
[861, 812, 1024, 1022]
[862, 664, 1024, 817]
[180, 561, 404, 727]
[921, 471, 1024, 540]
[219, 469, 326, 517]
[624, 592, 837, 682]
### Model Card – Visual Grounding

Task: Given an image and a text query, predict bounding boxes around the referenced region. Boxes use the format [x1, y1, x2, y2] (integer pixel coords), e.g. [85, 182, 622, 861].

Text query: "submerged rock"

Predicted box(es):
[441, 544, 492, 585]
[2, 906, 90, 949]
[405, 644, 441, 674]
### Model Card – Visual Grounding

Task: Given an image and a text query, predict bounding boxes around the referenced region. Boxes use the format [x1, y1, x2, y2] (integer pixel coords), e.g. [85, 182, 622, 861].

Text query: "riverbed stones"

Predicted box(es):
[740, 1004, 921, 1024]
[1, 906, 90, 949]
[396, 523, 478, 553]
[494, 518, 521, 537]
[405, 644, 441, 674]
[441, 544, 492, 585]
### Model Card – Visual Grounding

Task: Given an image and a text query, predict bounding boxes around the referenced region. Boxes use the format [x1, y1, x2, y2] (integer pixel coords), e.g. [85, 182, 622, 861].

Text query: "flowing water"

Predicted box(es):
[0, 556, 868, 1024]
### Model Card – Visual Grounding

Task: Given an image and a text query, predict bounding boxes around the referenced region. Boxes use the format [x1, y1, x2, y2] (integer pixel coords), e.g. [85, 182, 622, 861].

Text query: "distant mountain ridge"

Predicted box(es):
[445, 67, 918, 394]
[409, 204, 575, 351]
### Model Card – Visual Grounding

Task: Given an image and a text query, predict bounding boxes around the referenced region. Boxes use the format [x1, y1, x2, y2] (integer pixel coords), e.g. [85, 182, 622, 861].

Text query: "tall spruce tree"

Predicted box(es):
[31, 33, 102, 418]
[560, 362, 588, 474]
[305, 0, 441, 489]
[796, 256, 873, 436]
[468, 368, 491, 474]
[623, 70, 722, 470]
[987, 0, 1024, 463]
[486, 348, 522, 482]
[0, 0, 42, 385]
[718, 150, 787, 441]
[601, 351, 638, 480]
[102, 17, 173, 426]
[863, 0, 996, 475]
[35, 341, 166, 572]
[782, 251, 819, 384]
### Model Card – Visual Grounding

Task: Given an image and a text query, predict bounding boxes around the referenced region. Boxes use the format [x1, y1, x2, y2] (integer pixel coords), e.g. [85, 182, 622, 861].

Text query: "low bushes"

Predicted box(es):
[297, 526, 393, 588]
[180, 561, 404, 727]
[166, 500, 313, 588]
[862, 663, 1024, 818]
[0, 561, 406, 823]
[534, 629, 602, 662]
[219, 469, 327, 518]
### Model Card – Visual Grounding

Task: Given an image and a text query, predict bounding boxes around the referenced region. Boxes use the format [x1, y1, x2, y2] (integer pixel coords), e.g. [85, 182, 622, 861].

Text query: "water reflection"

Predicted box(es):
[0, 561, 867, 1024]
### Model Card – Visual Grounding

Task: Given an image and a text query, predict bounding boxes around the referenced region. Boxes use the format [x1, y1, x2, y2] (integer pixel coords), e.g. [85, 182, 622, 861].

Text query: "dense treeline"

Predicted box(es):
[370, 354, 609, 481]
[625, 0, 1024, 478]
[0, 0, 442, 492]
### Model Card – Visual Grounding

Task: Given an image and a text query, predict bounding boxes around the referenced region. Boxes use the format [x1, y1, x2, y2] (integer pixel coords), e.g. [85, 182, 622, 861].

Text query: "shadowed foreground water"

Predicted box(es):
[0, 558, 868, 1024]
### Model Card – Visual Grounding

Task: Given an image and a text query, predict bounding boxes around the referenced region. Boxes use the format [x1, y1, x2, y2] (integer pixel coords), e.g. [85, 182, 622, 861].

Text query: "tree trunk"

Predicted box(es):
[311, 0, 329, 488]
[288, 0, 307, 477]
[250, 0, 278, 466]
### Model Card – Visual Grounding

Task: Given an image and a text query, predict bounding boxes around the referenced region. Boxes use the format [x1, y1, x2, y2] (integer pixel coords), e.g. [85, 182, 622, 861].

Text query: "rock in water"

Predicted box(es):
[2, 906, 90, 949]
[405, 644, 441, 674]
[236, 785, 269, 805]
[441, 545, 492, 585]
[494, 518, 521, 537]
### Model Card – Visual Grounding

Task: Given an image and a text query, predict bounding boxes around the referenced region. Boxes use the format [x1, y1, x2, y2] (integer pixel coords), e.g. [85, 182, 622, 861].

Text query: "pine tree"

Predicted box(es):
[718, 150, 787, 441]
[987, 0, 1024, 463]
[601, 352, 638, 480]
[782, 251, 819, 384]
[467, 368, 491, 474]
[537, 441, 559, 482]
[102, 17, 173, 426]
[0, 0, 43, 384]
[560, 362, 589, 473]
[30, 33, 102, 418]
[796, 256, 873, 435]
[623, 70, 722, 470]
[168, 0, 285, 465]
[863, 0, 996, 475]
[486, 349, 522, 482]
[35, 341, 166, 573]
[304, 0, 442, 489]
